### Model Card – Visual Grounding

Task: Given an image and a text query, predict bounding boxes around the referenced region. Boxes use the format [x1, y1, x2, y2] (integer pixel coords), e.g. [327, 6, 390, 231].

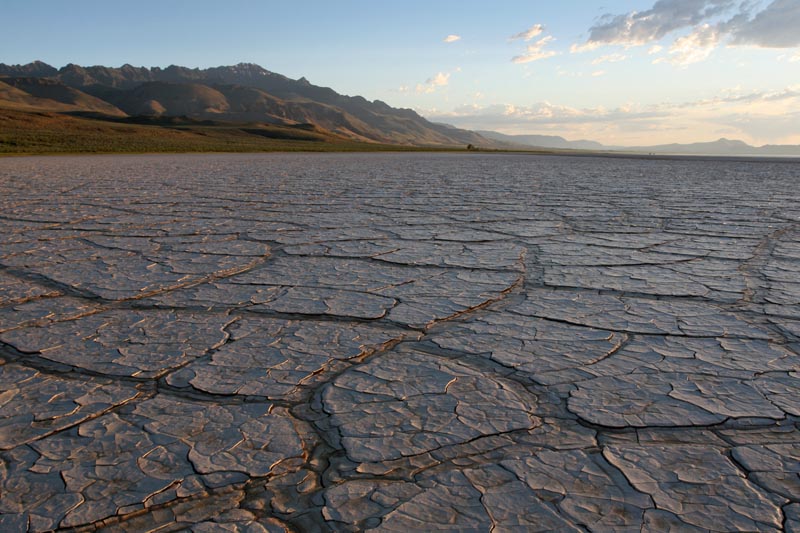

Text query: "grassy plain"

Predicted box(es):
[0, 108, 462, 155]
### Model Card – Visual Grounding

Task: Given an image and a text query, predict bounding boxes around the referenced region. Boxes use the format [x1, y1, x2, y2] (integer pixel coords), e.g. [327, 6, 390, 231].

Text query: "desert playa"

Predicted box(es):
[0, 153, 798, 531]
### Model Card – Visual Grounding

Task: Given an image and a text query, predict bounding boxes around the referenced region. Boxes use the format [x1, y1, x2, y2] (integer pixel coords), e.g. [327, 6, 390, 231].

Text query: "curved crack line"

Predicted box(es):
[737, 224, 799, 305]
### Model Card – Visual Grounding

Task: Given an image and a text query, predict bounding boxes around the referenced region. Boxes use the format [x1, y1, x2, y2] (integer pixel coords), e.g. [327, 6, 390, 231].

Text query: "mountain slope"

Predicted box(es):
[0, 79, 57, 109]
[0, 77, 126, 116]
[103, 81, 230, 116]
[3, 77, 126, 115]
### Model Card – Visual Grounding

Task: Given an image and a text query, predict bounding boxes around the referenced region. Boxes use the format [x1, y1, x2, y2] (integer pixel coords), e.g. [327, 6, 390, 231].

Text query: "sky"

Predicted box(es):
[2, 0, 799, 145]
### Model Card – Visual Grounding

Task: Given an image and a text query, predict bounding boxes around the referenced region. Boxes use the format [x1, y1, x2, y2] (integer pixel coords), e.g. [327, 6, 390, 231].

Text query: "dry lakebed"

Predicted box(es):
[0, 152, 798, 532]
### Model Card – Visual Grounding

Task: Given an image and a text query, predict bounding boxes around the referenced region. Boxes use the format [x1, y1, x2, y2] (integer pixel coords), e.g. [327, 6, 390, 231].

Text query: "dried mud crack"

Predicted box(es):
[0, 153, 798, 532]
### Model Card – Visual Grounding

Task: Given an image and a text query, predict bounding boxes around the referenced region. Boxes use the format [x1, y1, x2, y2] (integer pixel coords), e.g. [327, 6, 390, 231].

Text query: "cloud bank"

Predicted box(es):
[729, 0, 800, 47]
[582, 0, 736, 47]
[424, 84, 800, 145]
[572, 0, 800, 65]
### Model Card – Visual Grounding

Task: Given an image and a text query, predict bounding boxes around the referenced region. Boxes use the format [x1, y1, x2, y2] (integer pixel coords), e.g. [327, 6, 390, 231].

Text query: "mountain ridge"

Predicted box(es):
[0, 61, 489, 147]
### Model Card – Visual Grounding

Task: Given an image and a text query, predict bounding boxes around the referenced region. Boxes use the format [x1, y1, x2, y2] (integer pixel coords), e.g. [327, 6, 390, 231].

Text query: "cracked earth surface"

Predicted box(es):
[0, 152, 798, 532]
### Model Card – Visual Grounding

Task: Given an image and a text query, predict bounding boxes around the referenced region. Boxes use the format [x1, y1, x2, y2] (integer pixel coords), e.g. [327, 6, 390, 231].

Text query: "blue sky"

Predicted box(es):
[3, 0, 799, 145]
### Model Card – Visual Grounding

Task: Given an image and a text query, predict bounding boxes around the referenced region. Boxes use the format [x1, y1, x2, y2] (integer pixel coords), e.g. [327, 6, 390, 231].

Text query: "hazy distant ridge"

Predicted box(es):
[479, 130, 800, 157]
[623, 138, 800, 156]
[477, 130, 605, 151]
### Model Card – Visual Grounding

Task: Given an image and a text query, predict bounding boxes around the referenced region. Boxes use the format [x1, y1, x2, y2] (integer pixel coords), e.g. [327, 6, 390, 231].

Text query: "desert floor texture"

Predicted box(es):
[0, 153, 798, 532]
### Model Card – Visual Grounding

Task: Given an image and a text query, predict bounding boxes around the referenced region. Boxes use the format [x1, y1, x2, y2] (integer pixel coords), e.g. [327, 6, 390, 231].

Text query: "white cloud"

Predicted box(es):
[654, 23, 721, 66]
[557, 68, 584, 78]
[570, 41, 602, 54]
[512, 35, 559, 64]
[790, 52, 800, 63]
[648, 45, 664, 54]
[592, 53, 627, 64]
[591, 70, 607, 77]
[415, 71, 452, 94]
[686, 84, 800, 106]
[429, 72, 450, 86]
[510, 24, 545, 41]
[443, 34, 461, 43]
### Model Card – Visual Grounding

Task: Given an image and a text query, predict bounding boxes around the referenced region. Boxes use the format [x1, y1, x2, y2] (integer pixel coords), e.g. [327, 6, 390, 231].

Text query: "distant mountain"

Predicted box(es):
[623, 138, 800, 156]
[0, 61, 489, 147]
[477, 130, 605, 151]
[479, 130, 800, 157]
[756, 144, 800, 157]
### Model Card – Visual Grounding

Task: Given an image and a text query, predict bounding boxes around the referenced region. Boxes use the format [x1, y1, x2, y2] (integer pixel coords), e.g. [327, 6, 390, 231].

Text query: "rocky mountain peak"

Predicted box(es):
[0, 60, 58, 78]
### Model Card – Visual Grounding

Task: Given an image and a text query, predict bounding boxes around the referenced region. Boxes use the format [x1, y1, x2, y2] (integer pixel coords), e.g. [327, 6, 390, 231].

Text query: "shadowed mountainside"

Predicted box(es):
[1, 77, 126, 116]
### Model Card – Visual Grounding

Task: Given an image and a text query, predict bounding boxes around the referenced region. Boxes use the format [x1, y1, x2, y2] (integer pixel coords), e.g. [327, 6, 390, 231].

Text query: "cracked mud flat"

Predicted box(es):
[0, 152, 798, 532]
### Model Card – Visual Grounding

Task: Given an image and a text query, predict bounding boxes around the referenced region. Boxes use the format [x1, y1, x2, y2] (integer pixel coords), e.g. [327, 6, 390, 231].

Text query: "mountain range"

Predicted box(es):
[1, 61, 799, 156]
[0, 61, 487, 147]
